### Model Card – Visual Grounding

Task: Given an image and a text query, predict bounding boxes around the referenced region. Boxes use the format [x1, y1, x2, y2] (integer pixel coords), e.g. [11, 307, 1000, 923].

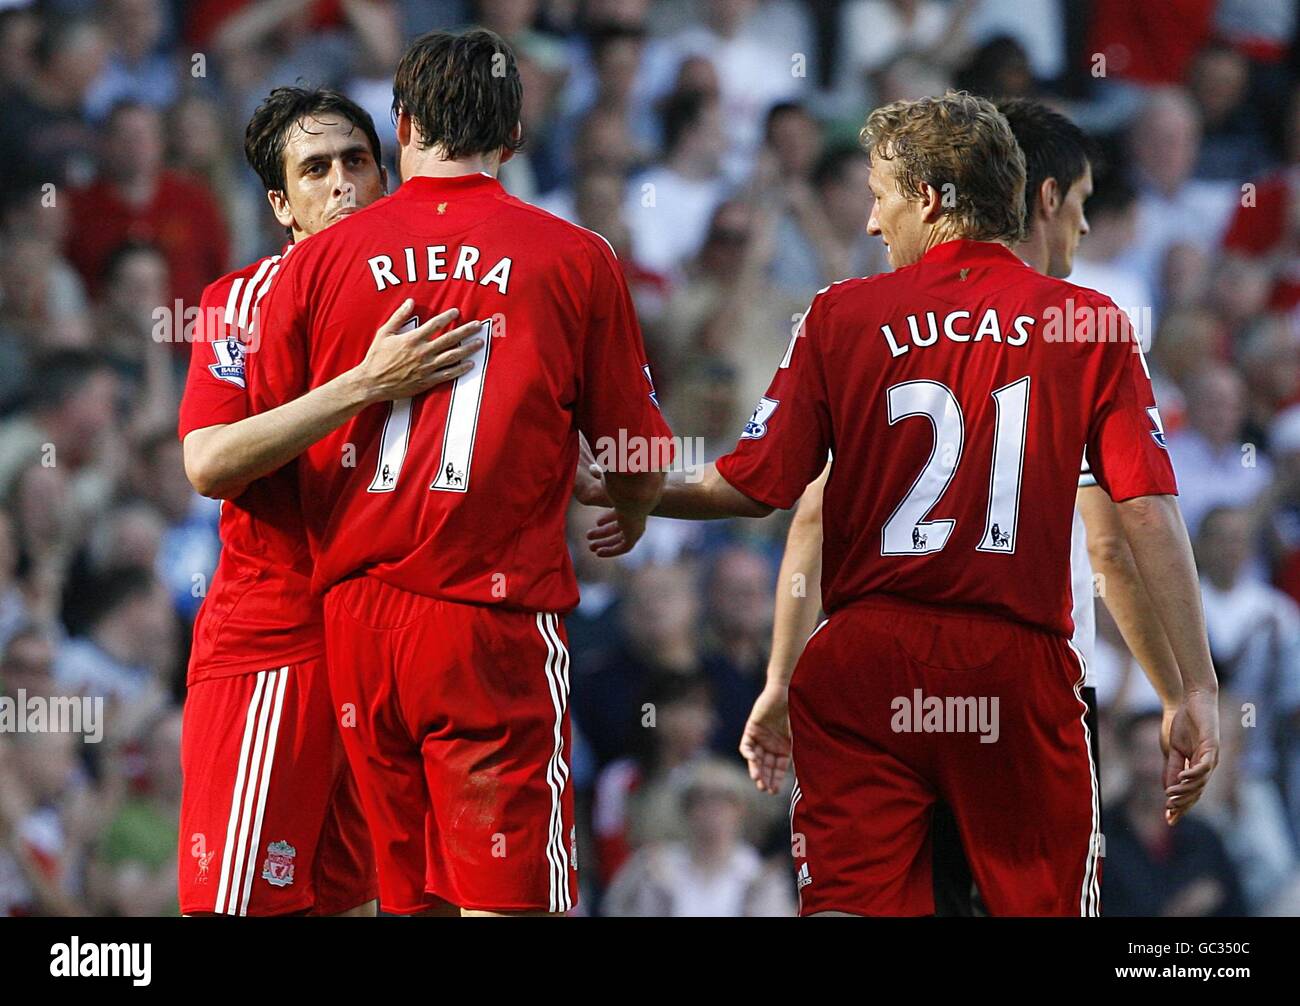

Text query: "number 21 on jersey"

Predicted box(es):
[881, 377, 1029, 556]
[367, 317, 493, 494]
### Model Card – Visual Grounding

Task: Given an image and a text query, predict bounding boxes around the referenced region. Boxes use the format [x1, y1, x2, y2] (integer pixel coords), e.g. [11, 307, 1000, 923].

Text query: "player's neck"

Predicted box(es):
[1015, 227, 1050, 276]
[401, 149, 501, 183]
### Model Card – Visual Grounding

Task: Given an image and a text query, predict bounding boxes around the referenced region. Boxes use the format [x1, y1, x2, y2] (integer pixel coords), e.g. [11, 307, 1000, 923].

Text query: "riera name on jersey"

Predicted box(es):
[881, 309, 1035, 358]
[367, 244, 513, 295]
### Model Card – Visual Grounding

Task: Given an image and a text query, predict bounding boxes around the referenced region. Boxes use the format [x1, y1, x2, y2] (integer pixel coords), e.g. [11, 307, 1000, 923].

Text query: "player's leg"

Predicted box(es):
[323, 579, 446, 916]
[930, 801, 980, 916]
[303, 664, 381, 917]
[938, 626, 1099, 917]
[393, 599, 577, 916]
[787, 607, 937, 916]
[179, 660, 372, 916]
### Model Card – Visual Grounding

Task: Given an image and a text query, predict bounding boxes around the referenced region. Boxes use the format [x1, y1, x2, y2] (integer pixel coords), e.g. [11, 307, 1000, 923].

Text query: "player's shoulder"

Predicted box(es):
[201, 248, 291, 307]
[803, 273, 886, 325]
[497, 191, 623, 267]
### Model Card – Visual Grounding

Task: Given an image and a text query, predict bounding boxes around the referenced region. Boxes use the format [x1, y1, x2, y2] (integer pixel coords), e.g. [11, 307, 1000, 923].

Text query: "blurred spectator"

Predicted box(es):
[699, 545, 773, 751]
[591, 672, 715, 886]
[954, 34, 1035, 101]
[601, 758, 794, 916]
[86, 709, 181, 916]
[1116, 89, 1239, 300]
[623, 89, 728, 276]
[53, 564, 176, 704]
[66, 101, 230, 311]
[835, 0, 969, 111]
[1088, 0, 1216, 87]
[1069, 172, 1156, 346]
[640, 0, 809, 180]
[0, 351, 120, 524]
[1194, 507, 1300, 794]
[1103, 712, 1247, 917]
[84, 0, 178, 122]
[572, 562, 702, 767]
[1187, 43, 1271, 182]
[769, 144, 887, 299]
[661, 200, 806, 430]
[1197, 695, 1297, 913]
[0, 15, 105, 195]
[1165, 364, 1272, 534]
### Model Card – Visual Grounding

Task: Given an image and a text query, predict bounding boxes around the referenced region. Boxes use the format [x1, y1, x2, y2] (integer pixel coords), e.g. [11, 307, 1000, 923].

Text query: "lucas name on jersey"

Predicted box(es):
[367, 244, 513, 295]
[881, 308, 1035, 358]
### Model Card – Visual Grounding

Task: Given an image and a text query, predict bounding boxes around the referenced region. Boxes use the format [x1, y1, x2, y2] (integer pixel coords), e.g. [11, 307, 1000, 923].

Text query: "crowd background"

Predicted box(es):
[0, 0, 1297, 917]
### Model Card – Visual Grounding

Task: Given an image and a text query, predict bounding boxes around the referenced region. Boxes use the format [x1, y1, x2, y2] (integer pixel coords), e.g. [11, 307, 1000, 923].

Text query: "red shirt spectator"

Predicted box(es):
[1088, 0, 1216, 85]
[66, 103, 229, 311]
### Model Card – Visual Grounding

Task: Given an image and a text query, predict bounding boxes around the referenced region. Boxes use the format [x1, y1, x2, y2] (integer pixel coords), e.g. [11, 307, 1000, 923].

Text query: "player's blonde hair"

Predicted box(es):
[860, 91, 1027, 245]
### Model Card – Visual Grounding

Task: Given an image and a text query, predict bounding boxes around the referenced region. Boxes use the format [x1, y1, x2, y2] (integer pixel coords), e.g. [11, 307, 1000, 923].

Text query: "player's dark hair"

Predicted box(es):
[244, 86, 383, 194]
[30, 350, 115, 413]
[997, 98, 1094, 221]
[391, 29, 524, 161]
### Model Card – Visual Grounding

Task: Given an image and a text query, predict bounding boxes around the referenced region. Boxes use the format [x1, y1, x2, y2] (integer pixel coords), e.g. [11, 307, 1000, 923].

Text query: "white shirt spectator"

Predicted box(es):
[602, 841, 794, 916]
[1166, 428, 1273, 535]
[623, 165, 727, 275]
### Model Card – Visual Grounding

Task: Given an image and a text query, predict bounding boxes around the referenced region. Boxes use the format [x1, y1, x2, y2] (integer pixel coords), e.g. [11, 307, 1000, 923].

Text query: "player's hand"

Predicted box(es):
[1163, 688, 1220, 825]
[356, 299, 484, 403]
[573, 434, 612, 506]
[1160, 703, 1176, 758]
[740, 682, 792, 794]
[585, 508, 646, 557]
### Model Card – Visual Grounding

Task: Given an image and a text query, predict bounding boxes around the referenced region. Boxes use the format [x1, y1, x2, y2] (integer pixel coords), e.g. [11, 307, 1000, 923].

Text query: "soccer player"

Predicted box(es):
[585, 92, 1220, 916]
[245, 30, 670, 916]
[177, 87, 483, 917]
[741, 99, 1188, 917]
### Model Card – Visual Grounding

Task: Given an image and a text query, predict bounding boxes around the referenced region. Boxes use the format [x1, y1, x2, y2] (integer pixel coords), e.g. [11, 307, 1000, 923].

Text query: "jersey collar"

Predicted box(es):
[919, 238, 1024, 268]
[395, 172, 503, 200]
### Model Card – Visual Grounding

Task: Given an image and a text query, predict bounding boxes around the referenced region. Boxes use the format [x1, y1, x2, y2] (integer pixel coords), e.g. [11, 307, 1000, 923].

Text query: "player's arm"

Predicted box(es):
[737, 461, 829, 794]
[1114, 494, 1219, 824]
[573, 237, 680, 555]
[767, 462, 828, 686]
[589, 294, 832, 553]
[1076, 483, 1183, 749]
[1086, 302, 1218, 825]
[184, 300, 483, 499]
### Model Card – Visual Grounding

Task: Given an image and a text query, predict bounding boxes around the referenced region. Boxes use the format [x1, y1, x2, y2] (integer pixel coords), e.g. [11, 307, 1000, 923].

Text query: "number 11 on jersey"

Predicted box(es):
[367, 317, 493, 494]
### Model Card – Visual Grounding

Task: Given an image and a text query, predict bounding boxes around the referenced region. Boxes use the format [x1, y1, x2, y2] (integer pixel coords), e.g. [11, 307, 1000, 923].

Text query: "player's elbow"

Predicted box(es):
[604, 470, 666, 511]
[1085, 526, 1135, 578]
[183, 433, 243, 500]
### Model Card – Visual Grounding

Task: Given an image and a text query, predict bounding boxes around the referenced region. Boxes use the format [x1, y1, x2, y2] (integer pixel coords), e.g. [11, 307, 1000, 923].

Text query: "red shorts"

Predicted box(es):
[178, 658, 377, 916]
[324, 576, 577, 915]
[788, 597, 1100, 917]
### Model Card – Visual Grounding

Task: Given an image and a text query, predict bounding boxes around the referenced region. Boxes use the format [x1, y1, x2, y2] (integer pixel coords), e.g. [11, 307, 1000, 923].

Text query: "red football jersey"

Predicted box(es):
[246, 172, 671, 612]
[178, 247, 324, 683]
[716, 239, 1178, 637]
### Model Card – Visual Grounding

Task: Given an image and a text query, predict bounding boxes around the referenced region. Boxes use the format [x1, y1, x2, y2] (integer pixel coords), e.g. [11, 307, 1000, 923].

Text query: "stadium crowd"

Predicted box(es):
[0, 0, 1298, 917]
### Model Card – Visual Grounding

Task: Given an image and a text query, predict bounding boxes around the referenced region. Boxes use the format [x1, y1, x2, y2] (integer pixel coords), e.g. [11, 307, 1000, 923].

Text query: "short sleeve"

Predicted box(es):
[575, 236, 674, 471]
[714, 294, 833, 509]
[244, 253, 310, 417]
[1084, 300, 1178, 502]
[177, 279, 249, 440]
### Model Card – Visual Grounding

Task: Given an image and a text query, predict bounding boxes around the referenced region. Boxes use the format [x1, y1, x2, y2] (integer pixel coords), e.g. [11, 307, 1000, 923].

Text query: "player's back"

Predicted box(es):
[723, 238, 1175, 637]
[248, 172, 668, 613]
